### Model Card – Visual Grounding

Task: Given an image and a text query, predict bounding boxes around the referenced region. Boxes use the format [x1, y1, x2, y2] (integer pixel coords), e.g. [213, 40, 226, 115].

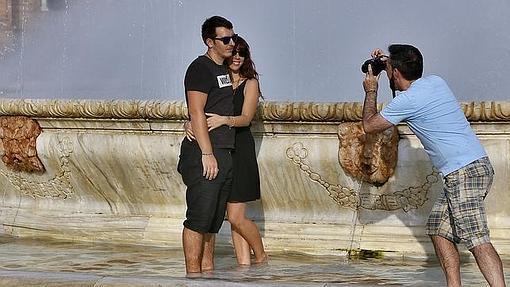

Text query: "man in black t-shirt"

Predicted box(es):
[177, 15, 237, 276]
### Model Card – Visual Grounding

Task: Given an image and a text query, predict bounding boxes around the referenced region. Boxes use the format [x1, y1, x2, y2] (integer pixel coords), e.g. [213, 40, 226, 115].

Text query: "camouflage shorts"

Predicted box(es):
[426, 157, 494, 250]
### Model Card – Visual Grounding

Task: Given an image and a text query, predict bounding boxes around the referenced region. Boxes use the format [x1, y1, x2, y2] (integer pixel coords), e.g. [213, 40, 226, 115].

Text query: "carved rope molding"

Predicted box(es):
[286, 142, 440, 212]
[0, 99, 509, 121]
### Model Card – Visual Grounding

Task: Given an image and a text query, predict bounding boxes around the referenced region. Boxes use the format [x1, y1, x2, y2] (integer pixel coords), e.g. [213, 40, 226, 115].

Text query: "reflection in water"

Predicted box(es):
[0, 235, 503, 286]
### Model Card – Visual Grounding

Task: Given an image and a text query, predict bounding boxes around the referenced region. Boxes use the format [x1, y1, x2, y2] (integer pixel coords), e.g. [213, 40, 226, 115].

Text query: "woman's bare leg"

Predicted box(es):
[227, 202, 267, 264]
[231, 227, 251, 265]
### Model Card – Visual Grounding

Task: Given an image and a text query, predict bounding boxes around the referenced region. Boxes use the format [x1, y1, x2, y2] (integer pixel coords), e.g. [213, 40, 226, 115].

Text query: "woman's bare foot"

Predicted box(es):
[235, 264, 251, 271]
[253, 253, 268, 265]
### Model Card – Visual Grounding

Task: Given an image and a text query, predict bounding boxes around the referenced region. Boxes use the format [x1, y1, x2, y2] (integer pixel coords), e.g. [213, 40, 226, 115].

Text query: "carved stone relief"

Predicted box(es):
[337, 122, 398, 185]
[0, 99, 509, 121]
[0, 135, 74, 199]
[0, 116, 44, 172]
[286, 142, 439, 212]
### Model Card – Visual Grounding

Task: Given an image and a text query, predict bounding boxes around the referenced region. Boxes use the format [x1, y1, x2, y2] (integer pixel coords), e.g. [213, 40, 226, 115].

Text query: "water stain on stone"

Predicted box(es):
[348, 249, 385, 260]
[92, 263, 111, 267]
[3, 264, 24, 268]
[75, 266, 104, 270]
[106, 259, 137, 264]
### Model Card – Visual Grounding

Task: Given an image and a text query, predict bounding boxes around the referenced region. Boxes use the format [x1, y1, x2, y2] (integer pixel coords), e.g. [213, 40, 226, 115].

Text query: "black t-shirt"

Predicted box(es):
[184, 55, 235, 148]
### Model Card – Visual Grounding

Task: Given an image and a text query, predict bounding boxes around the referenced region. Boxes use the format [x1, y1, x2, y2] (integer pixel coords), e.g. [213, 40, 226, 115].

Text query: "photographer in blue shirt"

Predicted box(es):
[361, 44, 505, 287]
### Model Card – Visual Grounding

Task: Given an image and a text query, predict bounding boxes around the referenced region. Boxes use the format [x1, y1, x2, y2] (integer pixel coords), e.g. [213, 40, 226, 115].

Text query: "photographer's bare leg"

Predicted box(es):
[470, 242, 506, 287]
[182, 227, 204, 276]
[202, 234, 216, 272]
[431, 235, 461, 287]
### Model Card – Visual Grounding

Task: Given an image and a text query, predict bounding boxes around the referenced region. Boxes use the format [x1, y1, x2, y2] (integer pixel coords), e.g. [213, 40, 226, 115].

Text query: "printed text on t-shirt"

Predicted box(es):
[217, 74, 232, 88]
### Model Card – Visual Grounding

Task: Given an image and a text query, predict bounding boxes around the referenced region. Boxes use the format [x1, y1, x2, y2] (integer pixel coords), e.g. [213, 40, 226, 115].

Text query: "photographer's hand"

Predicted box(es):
[361, 64, 393, 134]
[371, 48, 386, 59]
[363, 64, 379, 93]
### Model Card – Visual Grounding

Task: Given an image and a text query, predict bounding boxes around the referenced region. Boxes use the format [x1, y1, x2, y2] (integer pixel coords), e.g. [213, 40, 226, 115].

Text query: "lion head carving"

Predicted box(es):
[337, 122, 398, 185]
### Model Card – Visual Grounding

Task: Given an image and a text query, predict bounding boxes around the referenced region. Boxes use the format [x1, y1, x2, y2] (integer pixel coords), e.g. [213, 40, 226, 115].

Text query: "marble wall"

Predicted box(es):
[0, 99, 509, 259]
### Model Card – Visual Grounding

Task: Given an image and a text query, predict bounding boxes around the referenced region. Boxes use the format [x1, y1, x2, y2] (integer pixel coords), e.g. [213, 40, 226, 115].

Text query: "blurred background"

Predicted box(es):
[0, 0, 508, 103]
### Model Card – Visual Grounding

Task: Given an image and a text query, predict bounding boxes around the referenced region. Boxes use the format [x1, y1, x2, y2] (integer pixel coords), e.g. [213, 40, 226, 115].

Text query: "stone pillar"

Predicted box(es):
[0, 0, 13, 56]
[0, 0, 41, 56]
[11, 0, 41, 32]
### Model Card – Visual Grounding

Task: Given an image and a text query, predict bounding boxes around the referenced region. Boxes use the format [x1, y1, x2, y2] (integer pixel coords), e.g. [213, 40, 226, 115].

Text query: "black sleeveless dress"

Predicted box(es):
[228, 80, 261, 202]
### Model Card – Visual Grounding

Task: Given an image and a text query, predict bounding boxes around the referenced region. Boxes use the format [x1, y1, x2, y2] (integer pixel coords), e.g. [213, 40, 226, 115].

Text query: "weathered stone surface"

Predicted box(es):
[0, 115, 44, 172]
[337, 122, 398, 185]
[0, 99, 508, 259]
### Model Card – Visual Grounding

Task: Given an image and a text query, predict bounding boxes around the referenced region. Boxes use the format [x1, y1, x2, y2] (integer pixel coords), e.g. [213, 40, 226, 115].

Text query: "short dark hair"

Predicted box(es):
[201, 16, 233, 45]
[388, 44, 423, 81]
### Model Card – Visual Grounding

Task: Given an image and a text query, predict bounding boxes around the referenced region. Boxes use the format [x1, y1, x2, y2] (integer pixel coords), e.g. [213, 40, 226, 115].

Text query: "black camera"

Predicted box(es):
[361, 57, 387, 76]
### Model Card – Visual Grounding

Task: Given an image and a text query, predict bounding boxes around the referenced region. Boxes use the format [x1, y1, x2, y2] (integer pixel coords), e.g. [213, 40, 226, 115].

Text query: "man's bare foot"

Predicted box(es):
[186, 272, 202, 279]
[235, 264, 251, 271]
[201, 269, 215, 278]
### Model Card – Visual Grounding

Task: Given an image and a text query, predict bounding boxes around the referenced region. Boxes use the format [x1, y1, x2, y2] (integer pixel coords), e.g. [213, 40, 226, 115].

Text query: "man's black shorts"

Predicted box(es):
[177, 140, 233, 233]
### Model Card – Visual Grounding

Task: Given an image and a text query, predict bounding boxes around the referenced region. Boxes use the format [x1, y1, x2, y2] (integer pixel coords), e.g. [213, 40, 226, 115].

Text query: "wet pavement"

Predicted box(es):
[0, 235, 507, 286]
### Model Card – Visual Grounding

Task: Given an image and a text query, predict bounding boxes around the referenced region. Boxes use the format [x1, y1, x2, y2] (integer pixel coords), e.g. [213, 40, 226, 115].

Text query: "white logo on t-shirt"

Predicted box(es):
[217, 74, 232, 88]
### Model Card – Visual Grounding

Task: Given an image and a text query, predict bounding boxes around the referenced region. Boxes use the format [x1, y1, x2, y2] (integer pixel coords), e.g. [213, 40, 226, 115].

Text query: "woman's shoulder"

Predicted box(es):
[244, 78, 259, 87]
[242, 78, 261, 98]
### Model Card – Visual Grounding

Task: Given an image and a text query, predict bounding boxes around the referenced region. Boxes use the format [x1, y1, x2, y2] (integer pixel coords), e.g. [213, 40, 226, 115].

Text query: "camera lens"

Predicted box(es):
[361, 58, 385, 76]
[361, 59, 373, 73]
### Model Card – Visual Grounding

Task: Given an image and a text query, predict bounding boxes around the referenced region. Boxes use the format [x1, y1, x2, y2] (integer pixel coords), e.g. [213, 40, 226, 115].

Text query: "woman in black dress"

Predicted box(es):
[185, 36, 267, 265]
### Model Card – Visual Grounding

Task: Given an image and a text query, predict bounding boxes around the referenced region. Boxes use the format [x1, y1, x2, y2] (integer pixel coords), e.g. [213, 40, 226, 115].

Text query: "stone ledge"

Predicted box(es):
[0, 98, 509, 122]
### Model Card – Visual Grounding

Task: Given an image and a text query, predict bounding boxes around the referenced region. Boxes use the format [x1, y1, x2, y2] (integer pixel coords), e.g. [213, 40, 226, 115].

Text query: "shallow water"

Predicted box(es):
[0, 235, 507, 286]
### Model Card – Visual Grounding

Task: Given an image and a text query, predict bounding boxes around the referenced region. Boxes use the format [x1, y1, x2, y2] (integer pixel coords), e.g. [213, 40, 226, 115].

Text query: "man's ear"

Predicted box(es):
[205, 38, 214, 49]
[393, 68, 402, 80]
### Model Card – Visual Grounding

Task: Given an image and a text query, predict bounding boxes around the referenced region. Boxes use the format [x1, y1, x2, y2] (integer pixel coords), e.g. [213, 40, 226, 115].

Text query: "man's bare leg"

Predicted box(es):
[431, 235, 462, 287]
[470, 242, 506, 287]
[182, 227, 204, 276]
[202, 233, 215, 272]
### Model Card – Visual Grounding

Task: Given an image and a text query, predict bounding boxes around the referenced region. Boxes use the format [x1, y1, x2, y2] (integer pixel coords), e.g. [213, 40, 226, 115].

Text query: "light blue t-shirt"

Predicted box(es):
[380, 75, 487, 175]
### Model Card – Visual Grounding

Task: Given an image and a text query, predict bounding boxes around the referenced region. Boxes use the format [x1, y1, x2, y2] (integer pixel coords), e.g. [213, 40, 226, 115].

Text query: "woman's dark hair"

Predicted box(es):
[233, 36, 259, 80]
[232, 36, 263, 98]
[388, 44, 423, 81]
[201, 16, 233, 45]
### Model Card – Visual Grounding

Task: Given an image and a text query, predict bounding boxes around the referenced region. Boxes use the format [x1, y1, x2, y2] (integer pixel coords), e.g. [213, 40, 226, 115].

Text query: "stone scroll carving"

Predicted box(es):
[258, 101, 510, 122]
[286, 142, 439, 211]
[0, 99, 509, 122]
[0, 116, 45, 172]
[337, 122, 398, 185]
[0, 99, 190, 120]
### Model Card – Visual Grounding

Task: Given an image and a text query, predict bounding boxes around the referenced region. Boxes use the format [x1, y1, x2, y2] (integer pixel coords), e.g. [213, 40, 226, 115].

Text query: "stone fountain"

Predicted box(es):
[0, 99, 509, 260]
[1, 0, 509, 261]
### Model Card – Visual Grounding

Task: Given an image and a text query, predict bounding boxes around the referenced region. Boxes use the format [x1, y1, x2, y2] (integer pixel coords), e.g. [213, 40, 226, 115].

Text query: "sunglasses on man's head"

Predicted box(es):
[233, 48, 248, 58]
[213, 34, 238, 45]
